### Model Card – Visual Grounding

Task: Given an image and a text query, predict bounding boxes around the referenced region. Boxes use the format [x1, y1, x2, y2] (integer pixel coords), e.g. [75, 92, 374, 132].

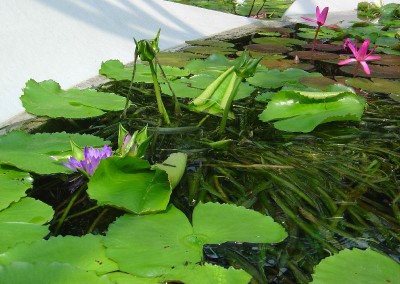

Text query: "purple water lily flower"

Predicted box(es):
[63, 145, 112, 176]
[338, 38, 381, 77]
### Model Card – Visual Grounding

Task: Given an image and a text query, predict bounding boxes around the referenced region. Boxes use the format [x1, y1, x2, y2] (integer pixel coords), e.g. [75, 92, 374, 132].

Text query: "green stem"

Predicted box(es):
[54, 186, 85, 234]
[87, 208, 109, 234]
[149, 61, 170, 124]
[64, 205, 100, 221]
[312, 25, 321, 51]
[219, 76, 242, 132]
[192, 66, 235, 106]
[122, 50, 139, 118]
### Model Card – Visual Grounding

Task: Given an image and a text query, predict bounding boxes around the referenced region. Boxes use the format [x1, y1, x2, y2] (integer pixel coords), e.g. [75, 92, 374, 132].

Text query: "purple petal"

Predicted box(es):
[338, 58, 357, 65]
[360, 61, 371, 75]
[62, 162, 78, 171]
[301, 16, 318, 24]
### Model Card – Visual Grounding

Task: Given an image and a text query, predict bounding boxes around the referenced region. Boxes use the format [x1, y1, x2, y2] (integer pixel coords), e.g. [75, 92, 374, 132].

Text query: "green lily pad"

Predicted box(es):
[0, 165, 32, 211]
[0, 262, 111, 284]
[184, 46, 237, 56]
[297, 27, 341, 40]
[259, 59, 314, 71]
[237, 50, 286, 60]
[340, 64, 400, 79]
[160, 78, 204, 98]
[300, 76, 338, 89]
[255, 27, 295, 35]
[245, 44, 292, 54]
[21, 79, 126, 118]
[311, 248, 400, 284]
[100, 60, 189, 83]
[302, 44, 343, 52]
[288, 51, 339, 60]
[105, 272, 160, 284]
[259, 90, 366, 132]
[163, 263, 252, 284]
[0, 131, 109, 174]
[0, 197, 53, 225]
[248, 68, 322, 89]
[186, 40, 235, 48]
[0, 223, 49, 253]
[152, 153, 187, 189]
[104, 203, 287, 277]
[252, 37, 306, 46]
[0, 235, 118, 275]
[185, 54, 236, 76]
[345, 77, 400, 95]
[87, 157, 171, 214]
[155, 52, 206, 68]
[370, 54, 400, 66]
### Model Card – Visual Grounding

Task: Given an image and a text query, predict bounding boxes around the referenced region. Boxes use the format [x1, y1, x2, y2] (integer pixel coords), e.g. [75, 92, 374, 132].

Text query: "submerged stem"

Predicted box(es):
[149, 61, 170, 124]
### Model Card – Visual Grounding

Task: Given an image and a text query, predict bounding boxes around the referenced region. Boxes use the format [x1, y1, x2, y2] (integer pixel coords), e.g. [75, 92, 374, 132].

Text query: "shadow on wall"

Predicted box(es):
[34, 0, 202, 48]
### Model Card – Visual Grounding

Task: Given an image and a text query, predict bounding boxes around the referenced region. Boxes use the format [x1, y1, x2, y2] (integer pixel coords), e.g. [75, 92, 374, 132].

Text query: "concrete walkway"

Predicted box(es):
[0, 0, 258, 125]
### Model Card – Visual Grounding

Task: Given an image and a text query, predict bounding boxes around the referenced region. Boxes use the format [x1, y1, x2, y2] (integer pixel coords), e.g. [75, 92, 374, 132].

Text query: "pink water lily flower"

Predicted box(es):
[301, 6, 330, 27]
[338, 38, 381, 76]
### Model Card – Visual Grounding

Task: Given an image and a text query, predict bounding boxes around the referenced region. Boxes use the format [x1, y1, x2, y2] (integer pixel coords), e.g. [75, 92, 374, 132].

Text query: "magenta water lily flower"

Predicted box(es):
[338, 38, 381, 77]
[63, 145, 112, 176]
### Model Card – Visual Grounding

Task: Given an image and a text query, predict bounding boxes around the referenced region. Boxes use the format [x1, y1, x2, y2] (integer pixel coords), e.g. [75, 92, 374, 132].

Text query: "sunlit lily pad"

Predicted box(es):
[105, 272, 160, 284]
[288, 51, 339, 60]
[255, 27, 295, 35]
[297, 27, 341, 40]
[248, 68, 322, 89]
[185, 54, 236, 76]
[100, 60, 190, 83]
[184, 45, 237, 55]
[155, 52, 206, 68]
[0, 262, 110, 284]
[252, 37, 306, 46]
[245, 44, 292, 54]
[345, 77, 400, 95]
[163, 263, 252, 284]
[0, 131, 109, 174]
[0, 197, 53, 225]
[0, 235, 118, 275]
[311, 248, 400, 284]
[0, 223, 48, 253]
[186, 40, 235, 48]
[259, 90, 366, 132]
[21, 79, 126, 118]
[152, 153, 187, 189]
[0, 165, 31, 211]
[340, 64, 400, 79]
[104, 203, 287, 277]
[87, 157, 171, 214]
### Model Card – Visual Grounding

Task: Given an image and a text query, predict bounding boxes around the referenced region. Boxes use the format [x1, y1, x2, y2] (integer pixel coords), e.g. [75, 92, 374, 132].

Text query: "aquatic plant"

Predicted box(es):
[116, 124, 152, 158]
[338, 38, 381, 77]
[301, 6, 338, 50]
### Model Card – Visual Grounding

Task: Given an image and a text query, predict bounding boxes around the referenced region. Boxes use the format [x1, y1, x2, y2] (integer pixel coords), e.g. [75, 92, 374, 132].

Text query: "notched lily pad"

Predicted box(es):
[252, 37, 306, 46]
[0, 165, 31, 211]
[155, 52, 206, 68]
[300, 77, 338, 89]
[184, 46, 237, 55]
[245, 44, 292, 54]
[303, 44, 343, 52]
[21, 79, 126, 118]
[289, 51, 339, 60]
[369, 54, 400, 66]
[345, 77, 400, 94]
[260, 59, 314, 71]
[185, 40, 235, 48]
[255, 27, 295, 35]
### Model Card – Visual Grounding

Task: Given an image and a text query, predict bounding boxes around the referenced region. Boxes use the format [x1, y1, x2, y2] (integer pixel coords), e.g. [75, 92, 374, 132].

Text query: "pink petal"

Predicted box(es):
[301, 16, 318, 23]
[360, 61, 371, 75]
[318, 7, 329, 25]
[316, 6, 321, 18]
[365, 55, 381, 61]
[358, 39, 370, 59]
[347, 42, 358, 57]
[338, 58, 357, 65]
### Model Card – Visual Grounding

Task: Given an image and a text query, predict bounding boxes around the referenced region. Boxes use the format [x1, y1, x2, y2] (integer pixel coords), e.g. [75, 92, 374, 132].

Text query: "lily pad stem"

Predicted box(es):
[312, 26, 320, 51]
[219, 75, 242, 132]
[353, 62, 360, 78]
[149, 61, 170, 124]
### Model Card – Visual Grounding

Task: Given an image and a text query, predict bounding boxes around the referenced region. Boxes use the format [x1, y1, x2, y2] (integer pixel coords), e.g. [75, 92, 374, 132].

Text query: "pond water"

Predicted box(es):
[2, 17, 399, 283]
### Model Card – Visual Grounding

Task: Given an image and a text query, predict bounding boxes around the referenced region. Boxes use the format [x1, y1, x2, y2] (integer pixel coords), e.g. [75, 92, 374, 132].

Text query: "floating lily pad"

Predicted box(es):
[259, 59, 314, 71]
[369, 54, 400, 66]
[302, 44, 343, 52]
[87, 157, 171, 214]
[0, 262, 110, 284]
[152, 153, 187, 189]
[245, 44, 292, 54]
[185, 54, 236, 76]
[186, 40, 235, 48]
[105, 272, 160, 284]
[184, 45, 237, 55]
[21, 79, 126, 119]
[252, 37, 306, 46]
[0, 235, 118, 275]
[0, 197, 53, 225]
[163, 263, 252, 284]
[288, 51, 339, 60]
[255, 27, 295, 35]
[311, 248, 400, 284]
[390, 93, 400, 102]
[297, 27, 341, 40]
[300, 76, 338, 89]
[100, 60, 190, 83]
[248, 68, 322, 89]
[160, 78, 204, 98]
[259, 90, 366, 132]
[0, 165, 31, 211]
[237, 50, 287, 60]
[340, 64, 400, 79]
[0, 131, 109, 174]
[104, 203, 287, 277]
[155, 52, 206, 68]
[0, 223, 49, 253]
[345, 77, 400, 95]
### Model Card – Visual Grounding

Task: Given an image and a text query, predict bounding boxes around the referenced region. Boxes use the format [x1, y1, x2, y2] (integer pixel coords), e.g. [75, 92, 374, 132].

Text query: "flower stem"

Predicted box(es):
[312, 26, 321, 51]
[54, 185, 85, 234]
[149, 61, 170, 124]
[353, 62, 360, 78]
[122, 50, 139, 118]
[219, 75, 242, 132]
